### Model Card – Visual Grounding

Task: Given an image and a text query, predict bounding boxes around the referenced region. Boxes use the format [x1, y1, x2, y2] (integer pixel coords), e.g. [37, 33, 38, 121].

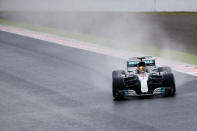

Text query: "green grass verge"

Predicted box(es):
[0, 18, 197, 65]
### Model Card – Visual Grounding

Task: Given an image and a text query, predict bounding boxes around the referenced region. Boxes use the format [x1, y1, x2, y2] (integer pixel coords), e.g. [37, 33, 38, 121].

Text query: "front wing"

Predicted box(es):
[118, 87, 171, 97]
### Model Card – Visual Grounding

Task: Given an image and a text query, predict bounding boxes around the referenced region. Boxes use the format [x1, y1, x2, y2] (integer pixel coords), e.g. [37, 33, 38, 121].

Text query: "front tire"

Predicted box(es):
[163, 73, 176, 96]
[112, 70, 125, 100]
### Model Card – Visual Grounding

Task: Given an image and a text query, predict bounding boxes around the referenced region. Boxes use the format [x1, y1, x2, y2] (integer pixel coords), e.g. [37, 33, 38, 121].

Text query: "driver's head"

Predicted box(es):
[139, 66, 144, 72]
[138, 61, 145, 73]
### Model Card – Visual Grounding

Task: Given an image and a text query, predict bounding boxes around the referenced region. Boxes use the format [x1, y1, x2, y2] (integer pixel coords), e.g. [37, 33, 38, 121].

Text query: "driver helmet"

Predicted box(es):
[139, 66, 145, 73]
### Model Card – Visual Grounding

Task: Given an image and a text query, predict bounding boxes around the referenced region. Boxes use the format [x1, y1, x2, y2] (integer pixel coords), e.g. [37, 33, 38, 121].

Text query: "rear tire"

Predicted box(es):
[163, 73, 176, 96]
[158, 67, 172, 73]
[112, 70, 125, 100]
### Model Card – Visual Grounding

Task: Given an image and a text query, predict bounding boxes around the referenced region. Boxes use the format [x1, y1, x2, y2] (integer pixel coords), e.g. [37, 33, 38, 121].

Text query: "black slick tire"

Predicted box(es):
[158, 67, 172, 73]
[112, 70, 125, 100]
[163, 73, 176, 96]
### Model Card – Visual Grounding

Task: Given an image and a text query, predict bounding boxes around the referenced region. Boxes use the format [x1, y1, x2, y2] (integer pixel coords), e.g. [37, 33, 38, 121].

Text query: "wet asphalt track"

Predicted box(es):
[0, 31, 197, 131]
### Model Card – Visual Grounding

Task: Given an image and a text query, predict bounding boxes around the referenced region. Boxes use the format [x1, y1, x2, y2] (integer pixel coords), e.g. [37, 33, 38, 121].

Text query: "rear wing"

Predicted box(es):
[127, 59, 156, 67]
[129, 56, 153, 61]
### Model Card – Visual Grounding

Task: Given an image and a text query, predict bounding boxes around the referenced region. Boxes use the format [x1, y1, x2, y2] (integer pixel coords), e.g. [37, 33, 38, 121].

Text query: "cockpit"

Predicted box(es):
[137, 61, 147, 74]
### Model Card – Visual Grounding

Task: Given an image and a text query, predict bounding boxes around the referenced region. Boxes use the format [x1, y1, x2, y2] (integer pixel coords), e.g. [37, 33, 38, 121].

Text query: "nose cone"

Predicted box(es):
[138, 74, 149, 93]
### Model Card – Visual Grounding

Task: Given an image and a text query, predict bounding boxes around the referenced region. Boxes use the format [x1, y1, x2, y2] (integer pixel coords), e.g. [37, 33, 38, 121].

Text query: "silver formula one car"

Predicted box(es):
[112, 56, 176, 100]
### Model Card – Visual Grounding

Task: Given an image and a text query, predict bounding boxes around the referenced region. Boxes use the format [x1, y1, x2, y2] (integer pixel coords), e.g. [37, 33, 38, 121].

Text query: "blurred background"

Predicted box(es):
[1, 0, 197, 11]
[0, 0, 197, 63]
